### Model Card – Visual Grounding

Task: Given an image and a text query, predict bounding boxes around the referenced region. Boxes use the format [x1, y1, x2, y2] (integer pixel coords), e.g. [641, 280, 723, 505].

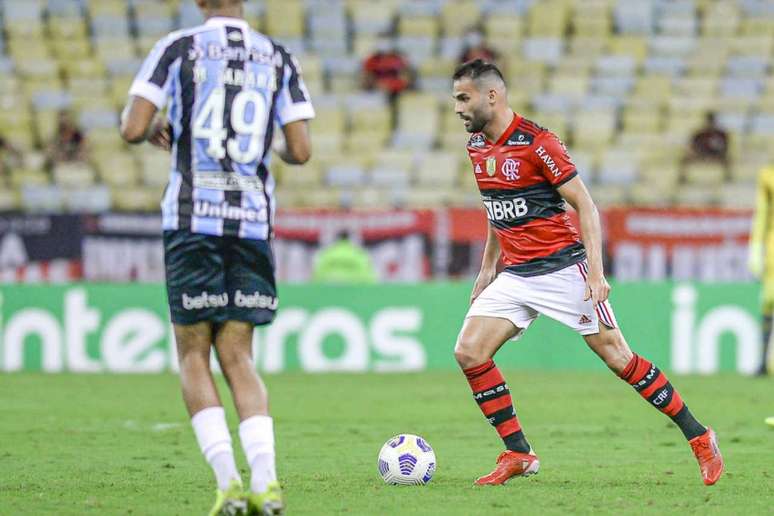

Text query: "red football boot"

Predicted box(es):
[474, 450, 540, 485]
[689, 427, 724, 486]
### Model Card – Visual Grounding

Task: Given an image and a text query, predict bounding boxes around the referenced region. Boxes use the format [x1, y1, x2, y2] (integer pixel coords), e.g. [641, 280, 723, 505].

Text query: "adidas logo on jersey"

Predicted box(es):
[578, 314, 592, 325]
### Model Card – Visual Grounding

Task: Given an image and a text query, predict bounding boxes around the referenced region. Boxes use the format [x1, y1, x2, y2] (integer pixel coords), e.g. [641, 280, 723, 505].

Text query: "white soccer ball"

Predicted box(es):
[377, 434, 436, 485]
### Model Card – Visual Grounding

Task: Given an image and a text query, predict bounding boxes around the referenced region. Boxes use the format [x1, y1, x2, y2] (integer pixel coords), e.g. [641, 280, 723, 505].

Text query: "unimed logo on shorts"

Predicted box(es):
[234, 290, 277, 309]
[182, 291, 229, 310]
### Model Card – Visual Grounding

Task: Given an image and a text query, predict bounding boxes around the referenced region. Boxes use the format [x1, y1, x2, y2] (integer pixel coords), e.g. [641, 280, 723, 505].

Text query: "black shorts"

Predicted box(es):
[163, 229, 277, 326]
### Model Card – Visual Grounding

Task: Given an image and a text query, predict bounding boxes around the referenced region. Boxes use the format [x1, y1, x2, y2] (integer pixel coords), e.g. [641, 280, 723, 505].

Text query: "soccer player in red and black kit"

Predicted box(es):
[451, 60, 724, 486]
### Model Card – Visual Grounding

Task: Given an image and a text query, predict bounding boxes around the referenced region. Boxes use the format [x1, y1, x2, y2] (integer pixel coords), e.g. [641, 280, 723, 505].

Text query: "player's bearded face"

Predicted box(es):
[454, 80, 491, 134]
[463, 100, 490, 133]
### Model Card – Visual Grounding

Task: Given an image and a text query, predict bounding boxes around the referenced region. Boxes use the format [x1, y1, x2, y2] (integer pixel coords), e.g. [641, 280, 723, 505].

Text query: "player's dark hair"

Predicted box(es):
[452, 59, 505, 84]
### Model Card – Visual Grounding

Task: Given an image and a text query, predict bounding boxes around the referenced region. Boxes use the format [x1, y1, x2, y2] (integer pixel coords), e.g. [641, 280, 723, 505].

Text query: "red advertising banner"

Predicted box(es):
[604, 207, 754, 281]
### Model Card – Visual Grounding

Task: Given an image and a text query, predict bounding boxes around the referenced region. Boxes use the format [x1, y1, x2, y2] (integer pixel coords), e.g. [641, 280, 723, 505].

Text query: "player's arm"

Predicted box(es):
[120, 96, 169, 149]
[749, 168, 770, 277]
[273, 120, 311, 165]
[120, 36, 176, 149]
[557, 175, 609, 305]
[274, 46, 315, 165]
[471, 223, 500, 304]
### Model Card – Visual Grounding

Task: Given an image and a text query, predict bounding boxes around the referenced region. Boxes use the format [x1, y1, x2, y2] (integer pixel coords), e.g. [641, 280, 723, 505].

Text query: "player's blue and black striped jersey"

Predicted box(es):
[129, 17, 315, 240]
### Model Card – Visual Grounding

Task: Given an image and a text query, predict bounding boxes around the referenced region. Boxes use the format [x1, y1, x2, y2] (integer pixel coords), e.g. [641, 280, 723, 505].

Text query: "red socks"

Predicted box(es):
[619, 353, 707, 440]
[463, 359, 529, 451]
[619, 353, 684, 416]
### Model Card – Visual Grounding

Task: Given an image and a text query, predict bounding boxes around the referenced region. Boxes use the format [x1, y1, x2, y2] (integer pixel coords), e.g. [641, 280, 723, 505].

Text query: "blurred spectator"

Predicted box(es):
[458, 28, 500, 67]
[312, 230, 377, 284]
[45, 110, 88, 168]
[0, 134, 23, 179]
[361, 35, 416, 100]
[681, 112, 730, 181]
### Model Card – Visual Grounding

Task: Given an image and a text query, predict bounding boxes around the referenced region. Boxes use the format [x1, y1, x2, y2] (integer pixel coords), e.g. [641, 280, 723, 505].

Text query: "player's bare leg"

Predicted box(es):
[584, 323, 724, 485]
[215, 321, 268, 418]
[455, 316, 540, 485]
[175, 322, 245, 514]
[215, 320, 282, 514]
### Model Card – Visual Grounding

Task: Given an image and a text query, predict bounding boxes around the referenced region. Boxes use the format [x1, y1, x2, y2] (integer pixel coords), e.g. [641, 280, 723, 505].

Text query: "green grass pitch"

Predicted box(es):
[2, 371, 772, 515]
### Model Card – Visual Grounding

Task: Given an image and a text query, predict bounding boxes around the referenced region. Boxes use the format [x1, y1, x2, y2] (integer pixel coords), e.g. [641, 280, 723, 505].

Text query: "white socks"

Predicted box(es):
[191, 407, 241, 491]
[239, 415, 277, 493]
[191, 408, 277, 493]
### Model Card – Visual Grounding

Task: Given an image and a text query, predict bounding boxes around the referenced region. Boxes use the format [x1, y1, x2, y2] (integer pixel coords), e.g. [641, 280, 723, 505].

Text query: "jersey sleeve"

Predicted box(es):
[128, 35, 180, 109]
[274, 46, 315, 126]
[533, 131, 577, 187]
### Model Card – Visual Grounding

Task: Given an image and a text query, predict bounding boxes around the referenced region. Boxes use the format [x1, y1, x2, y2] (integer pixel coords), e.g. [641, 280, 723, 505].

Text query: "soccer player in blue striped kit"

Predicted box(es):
[120, 1, 314, 514]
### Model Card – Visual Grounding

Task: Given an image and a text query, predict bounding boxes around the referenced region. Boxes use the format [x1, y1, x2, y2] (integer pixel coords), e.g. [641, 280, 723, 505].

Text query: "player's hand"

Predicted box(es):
[584, 273, 610, 306]
[148, 117, 171, 151]
[470, 267, 497, 305]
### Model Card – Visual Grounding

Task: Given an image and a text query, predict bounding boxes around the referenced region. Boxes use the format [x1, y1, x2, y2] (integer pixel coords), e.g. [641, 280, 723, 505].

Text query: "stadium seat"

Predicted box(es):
[587, 184, 627, 207]
[702, 2, 741, 36]
[276, 159, 323, 189]
[349, 0, 396, 35]
[522, 38, 564, 65]
[9, 169, 50, 189]
[87, 0, 127, 17]
[684, 162, 727, 186]
[91, 15, 132, 40]
[139, 149, 173, 188]
[572, 110, 617, 150]
[415, 151, 460, 187]
[369, 166, 411, 189]
[93, 150, 140, 188]
[596, 149, 639, 185]
[0, 189, 20, 210]
[53, 163, 96, 188]
[64, 185, 112, 213]
[718, 181, 756, 208]
[548, 73, 589, 100]
[21, 185, 64, 212]
[265, 0, 305, 38]
[112, 186, 161, 211]
[440, 1, 481, 37]
[673, 184, 719, 206]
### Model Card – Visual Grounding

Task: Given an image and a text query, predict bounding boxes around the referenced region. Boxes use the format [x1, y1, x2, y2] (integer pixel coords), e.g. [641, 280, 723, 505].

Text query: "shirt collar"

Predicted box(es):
[205, 16, 250, 30]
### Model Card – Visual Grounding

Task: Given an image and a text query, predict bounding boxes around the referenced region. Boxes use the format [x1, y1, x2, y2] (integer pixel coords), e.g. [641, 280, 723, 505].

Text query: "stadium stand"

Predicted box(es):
[0, 0, 772, 212]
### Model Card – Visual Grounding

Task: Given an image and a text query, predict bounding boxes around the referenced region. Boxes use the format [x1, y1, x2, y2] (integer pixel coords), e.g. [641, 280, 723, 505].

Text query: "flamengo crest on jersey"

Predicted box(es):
[466, 114, 585, 277]
[129, 17, 315, 240]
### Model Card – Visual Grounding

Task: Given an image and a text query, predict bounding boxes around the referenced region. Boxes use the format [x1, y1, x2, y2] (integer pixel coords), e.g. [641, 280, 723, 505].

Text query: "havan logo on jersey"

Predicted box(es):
[534, 145, 561, 177]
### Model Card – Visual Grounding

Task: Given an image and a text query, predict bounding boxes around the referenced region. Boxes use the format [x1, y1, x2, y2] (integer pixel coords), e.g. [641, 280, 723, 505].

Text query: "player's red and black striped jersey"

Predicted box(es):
[466, 113, 585, 276]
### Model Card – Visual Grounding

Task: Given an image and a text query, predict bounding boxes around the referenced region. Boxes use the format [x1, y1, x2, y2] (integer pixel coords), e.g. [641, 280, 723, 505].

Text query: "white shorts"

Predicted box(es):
[466, 261, 618, 339]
